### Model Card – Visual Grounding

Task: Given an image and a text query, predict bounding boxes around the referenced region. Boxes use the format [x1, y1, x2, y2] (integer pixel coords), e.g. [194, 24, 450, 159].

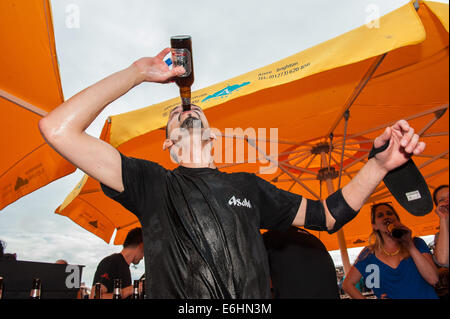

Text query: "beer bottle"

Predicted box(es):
[131, 280, 140, 300]
[112, 279, 122, 300]
[0, 276, 3, 299]
[94, 282, 102, 299]
[140, 277, 146, 299]
[30, 278, 41, 299]
[171, 35, 194, 111]
[387, 223, 408, 239]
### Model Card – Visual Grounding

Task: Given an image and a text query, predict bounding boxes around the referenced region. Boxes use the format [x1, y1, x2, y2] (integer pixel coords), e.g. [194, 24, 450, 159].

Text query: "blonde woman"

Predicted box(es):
[343, 203, 439, 299]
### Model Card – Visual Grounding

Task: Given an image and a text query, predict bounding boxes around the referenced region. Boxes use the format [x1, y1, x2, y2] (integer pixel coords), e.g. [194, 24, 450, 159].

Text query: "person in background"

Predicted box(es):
[90, 227, 144, 299]
[0, 240, 4, 260]
[55, 259, 68, 265]
[433, 185, 449, 268]
[432, 185, 449, 299]
[263, 226, 340, 299]
[339, 275, 372, 298]
[343, 203, 439, 299]
[0, 240, 16, 261]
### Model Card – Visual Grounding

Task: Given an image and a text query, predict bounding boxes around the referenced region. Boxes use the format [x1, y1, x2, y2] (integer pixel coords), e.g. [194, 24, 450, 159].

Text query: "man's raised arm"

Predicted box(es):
[39, 48, 184, 193]
[293, 120, 426, 232]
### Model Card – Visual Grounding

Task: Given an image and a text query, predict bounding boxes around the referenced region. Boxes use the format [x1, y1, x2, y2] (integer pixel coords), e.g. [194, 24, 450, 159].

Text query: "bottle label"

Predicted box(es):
[171, 48, 192, 77]
[31, 289, 40, 298]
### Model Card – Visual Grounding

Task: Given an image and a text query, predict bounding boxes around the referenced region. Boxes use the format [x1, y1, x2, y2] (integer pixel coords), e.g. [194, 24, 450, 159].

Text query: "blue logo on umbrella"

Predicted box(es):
[202, 82, 251, 103]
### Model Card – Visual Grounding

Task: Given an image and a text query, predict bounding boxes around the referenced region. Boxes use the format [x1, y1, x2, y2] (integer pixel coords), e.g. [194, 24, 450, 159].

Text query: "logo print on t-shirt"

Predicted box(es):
[228, 195, 252, 209]
[101, 273, 110, 280]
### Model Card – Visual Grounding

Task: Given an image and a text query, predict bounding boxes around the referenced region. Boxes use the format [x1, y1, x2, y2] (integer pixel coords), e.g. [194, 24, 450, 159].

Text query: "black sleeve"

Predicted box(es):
[250, 174, 303, 231]
[92, 257, 115, 293]
[100, 152, 167, 219]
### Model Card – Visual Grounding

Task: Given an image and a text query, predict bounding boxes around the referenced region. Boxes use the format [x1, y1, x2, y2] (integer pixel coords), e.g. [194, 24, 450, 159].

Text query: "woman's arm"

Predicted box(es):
[434, 210, 449, 266]
[408, 245, 439, 286]
[396, 226, 439, 286]
[342, 267, 366, 299]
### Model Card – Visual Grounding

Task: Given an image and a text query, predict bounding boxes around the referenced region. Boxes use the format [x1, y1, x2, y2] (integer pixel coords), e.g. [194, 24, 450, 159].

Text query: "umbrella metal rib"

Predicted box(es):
[0, 89, 48, 117]
[326, 53, 388, 138]
[333, 104, 449, 146]
[419, 109, 448, 136]
[418, 150, 449, 169]
[289, 154, 319, 191]
[248, 138, 321, 200]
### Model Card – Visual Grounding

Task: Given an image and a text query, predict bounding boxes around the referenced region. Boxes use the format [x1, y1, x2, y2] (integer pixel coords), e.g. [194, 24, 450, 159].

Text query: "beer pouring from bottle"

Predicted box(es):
[170, 35, 194, 111]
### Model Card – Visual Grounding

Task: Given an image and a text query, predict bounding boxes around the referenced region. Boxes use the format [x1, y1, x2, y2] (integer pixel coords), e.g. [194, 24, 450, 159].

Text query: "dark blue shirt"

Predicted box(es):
[354, 237, 438, 299]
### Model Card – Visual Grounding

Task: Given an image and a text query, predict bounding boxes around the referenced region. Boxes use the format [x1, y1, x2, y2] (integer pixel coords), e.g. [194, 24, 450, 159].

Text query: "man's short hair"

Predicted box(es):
[123, 227, 143, 248]
[433, 184, 449, 205]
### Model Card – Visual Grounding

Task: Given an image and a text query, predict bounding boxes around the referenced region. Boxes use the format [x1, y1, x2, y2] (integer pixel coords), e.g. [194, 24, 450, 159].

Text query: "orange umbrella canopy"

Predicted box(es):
[56, 1, 448, 250]
[0, 0, 75, 210]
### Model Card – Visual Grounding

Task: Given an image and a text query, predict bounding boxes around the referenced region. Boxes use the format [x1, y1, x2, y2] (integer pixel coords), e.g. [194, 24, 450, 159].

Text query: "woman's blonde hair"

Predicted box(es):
[366, 202, 410, 258]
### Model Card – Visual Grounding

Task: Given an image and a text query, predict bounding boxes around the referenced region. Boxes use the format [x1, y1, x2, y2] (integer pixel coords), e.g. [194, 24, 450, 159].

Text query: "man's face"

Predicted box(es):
[166, 105, 209, 141]
[132, 243, 145, 265]
[435, 187, 449, 216]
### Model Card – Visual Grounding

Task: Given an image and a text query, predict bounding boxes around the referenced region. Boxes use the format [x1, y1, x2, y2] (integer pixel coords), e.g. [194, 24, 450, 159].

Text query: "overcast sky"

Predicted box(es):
[1, 0, 446, 289]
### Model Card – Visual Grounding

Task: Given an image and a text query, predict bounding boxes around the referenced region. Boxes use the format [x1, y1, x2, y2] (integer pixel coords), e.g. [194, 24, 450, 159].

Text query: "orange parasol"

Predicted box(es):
[0, 0, 75, 211]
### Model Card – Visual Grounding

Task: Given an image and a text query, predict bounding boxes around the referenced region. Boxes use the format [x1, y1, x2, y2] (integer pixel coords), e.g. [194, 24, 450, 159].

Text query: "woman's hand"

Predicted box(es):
[393, 222, 413, 248]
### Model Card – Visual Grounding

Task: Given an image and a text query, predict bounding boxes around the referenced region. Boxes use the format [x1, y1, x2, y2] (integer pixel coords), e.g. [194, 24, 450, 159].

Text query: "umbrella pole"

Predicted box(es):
[320, 152, 351, 275]
[336, 230, 351, 275]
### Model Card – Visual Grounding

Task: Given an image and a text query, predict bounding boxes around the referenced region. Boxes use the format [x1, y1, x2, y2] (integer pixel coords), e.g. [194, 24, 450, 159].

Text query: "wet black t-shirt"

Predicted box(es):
[92, 253, 131, 293]
[101, 154, 302, 299]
